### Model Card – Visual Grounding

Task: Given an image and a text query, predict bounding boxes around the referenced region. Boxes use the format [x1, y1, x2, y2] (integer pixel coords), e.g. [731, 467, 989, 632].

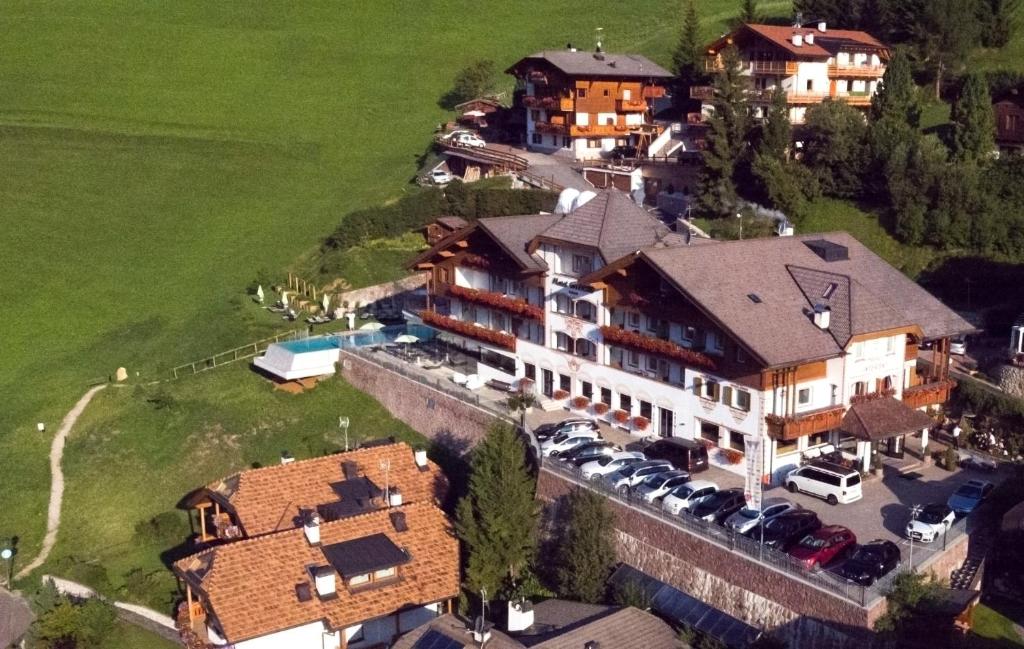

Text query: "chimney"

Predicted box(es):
[585, 643, 602, 649]
[507, 599, 535, 632]
[313, 566, 337, 599]
[303, 511, 321, 546]
[813, 304, 831, 330]
[280, 451, 294, 465]
[792, 33, 804, 47]
[805, 32, 815, 45]
[414, 448, 428, 469]
[818, 21, 827, 33]
[567, 42, 577, 53]
[388, 487, 403, 507]
[472, 617, 493, 645]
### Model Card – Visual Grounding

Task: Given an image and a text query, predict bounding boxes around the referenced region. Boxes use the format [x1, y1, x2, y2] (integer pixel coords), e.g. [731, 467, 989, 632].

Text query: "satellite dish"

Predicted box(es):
[555, 188, 581, 214]
[572, 190, 598, 211]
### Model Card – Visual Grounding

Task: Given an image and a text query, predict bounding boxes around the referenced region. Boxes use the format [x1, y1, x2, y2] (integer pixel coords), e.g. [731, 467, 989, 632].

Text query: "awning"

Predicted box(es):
[840, 397, 935, 442]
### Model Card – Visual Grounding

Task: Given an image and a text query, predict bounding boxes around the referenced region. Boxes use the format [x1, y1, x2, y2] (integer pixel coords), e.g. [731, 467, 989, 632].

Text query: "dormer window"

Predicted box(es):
[572, 254, 591, 274]
[320, 533, 409, 592]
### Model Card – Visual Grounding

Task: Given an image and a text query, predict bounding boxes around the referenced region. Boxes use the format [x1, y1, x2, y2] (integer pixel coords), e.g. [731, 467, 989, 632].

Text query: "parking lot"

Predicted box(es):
[527, 409, 1008, 574]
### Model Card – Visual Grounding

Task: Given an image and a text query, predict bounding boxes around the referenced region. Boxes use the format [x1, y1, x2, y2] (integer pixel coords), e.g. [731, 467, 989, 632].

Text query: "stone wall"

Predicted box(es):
[996, 364, 1024, 400]
[336, 274, 426, 310]
[537, 470, 881, 647]
[338, 351, 499, 453]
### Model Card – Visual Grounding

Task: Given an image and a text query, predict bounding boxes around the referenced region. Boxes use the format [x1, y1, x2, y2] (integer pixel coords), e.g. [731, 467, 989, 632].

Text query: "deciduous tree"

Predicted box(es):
[555, 488, 617, 603]
[455, 423, 538, 598]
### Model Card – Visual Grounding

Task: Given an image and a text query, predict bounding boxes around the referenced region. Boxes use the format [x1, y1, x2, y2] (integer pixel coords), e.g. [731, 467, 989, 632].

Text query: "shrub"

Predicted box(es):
[613, 409, 630, 424]
[632, 416, 650, 431]
[122, 568, 178, 610]
[944, 446, 959, 471]
[553, 389, 570, 400]
[54, 557, 112, 594]
[518, 377, 534, 393]
[133, 511, 189, 547]
[571, 396, 590, 410]
[593, 402, 610, 415]
[36, 597, 116, 649]
[612, 579, 651, 610]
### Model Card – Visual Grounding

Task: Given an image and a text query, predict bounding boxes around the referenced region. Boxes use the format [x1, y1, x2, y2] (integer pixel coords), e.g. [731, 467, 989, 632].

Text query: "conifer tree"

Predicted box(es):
[950, 74, 996, 162]
[740, 0, 759, 23]
[455, 423, 538, 598]
[555, 488, 617, 603]
[671, 0, 703, 108]
[696, 46, 750, 217]
[870, 48, 920, 127]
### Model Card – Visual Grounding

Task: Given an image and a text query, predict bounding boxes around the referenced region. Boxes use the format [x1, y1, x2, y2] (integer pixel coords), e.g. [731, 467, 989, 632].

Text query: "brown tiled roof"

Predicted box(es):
[477, 213, 561, 271]
[437, 216, 469, 230]
[709, 24, 888, 59]
[509, 50, 673, 79]
[840, 397, 936, 441]
[175, 501, 459, 643]
[199, 442, 446, 537]
[392, 615, 524, 649]
[536, 190, 682, 264]
[638, 233, 973, 367]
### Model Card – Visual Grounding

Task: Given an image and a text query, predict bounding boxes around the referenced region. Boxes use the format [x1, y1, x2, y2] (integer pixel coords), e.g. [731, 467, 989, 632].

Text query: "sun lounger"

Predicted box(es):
[451, 372, 468, 386]
[465, 374, 483, 390]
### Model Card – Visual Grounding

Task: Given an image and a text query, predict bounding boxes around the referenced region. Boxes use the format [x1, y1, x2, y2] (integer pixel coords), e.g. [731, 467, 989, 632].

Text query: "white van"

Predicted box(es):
[784, 461, 862, 505]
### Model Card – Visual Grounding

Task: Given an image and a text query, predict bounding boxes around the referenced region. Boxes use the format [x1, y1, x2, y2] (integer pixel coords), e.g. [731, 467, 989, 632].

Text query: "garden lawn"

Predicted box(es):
[969, 602, 1024, 648]
[0, 0, 781, 563]
[99, 622, 182, 649]
[41, 363, 425, 610]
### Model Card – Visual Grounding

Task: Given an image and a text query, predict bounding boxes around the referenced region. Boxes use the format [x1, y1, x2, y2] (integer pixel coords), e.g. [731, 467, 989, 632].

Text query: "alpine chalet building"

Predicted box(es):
[409, 189, 972, 484]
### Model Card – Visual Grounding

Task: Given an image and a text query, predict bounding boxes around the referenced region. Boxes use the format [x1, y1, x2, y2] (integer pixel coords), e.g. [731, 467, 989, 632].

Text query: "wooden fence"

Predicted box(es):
[170, 329, 300, 379]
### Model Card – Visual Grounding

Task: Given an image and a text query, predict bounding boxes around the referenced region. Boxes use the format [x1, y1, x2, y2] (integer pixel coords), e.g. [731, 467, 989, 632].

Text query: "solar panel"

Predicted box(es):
[412, 629, 464, 649]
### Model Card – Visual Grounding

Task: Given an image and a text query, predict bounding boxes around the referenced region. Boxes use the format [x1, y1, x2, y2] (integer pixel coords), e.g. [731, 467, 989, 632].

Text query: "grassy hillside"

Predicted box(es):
[0, 0, 792, 585]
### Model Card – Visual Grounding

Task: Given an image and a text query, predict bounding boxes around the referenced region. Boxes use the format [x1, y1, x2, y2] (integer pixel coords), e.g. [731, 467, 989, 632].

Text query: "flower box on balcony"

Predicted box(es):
[613, 409, 630, 424]
[600, 325, 715, 371]
[631, 416, 650, 431]
[419, 310, 516, 351]
[571, 396, 590, 410]
[447, 284, 544, 322]
[721, 448, 744, 465]
[593, 402, 610, 415]
[553, 389, 570, 401]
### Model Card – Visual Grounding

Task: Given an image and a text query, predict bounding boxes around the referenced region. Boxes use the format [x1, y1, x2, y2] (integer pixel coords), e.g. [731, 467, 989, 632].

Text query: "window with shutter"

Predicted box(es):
[722, 386, 733, 407]
[693, 377, 703, 396]
[711, 382, 721, 401]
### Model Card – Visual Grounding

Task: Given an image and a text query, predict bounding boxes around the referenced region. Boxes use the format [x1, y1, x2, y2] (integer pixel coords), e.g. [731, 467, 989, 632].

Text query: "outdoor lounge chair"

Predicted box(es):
[464, 374, 483, 390]
[452, 372, 468, 386]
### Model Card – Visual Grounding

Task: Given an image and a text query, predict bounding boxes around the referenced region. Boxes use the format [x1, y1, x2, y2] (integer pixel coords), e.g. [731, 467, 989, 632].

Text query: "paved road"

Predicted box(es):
[16, 384, 108, 580]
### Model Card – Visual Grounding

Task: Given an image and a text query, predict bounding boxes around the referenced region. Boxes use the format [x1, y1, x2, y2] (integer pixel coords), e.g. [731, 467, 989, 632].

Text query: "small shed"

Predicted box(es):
[253, 337, 341, 380]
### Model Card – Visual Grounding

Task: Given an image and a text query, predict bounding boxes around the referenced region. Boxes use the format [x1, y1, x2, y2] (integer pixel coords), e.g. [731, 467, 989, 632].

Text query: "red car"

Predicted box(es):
[787, 525, 857, 569]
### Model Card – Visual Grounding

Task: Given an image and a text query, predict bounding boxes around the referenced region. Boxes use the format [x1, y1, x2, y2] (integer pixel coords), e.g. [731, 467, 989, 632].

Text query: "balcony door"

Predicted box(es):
[658, 407, 674, 438]
[541, 369, 554, 398]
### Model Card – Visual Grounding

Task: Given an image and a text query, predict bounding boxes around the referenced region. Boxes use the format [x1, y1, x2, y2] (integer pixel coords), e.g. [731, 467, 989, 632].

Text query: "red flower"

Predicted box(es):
[553, 389, 570, 400]
[447, 285, 544, 322]
[593, 402, 610, 415]
[599, 325, 716, 371]
[613, 409, 630, 424]
[419, 311, 516, 351]
[722, 449, 744, 465]
[571, 396, 591, 409]
[632, 416, 650, 431]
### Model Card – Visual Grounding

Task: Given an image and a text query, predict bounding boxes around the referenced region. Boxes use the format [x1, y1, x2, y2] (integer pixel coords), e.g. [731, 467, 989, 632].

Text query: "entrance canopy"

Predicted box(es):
[840, 397, 934, 442]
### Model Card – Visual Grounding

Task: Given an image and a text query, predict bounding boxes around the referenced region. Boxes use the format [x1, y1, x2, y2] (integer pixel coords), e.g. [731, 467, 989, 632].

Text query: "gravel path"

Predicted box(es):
[16, 384, 108, 580]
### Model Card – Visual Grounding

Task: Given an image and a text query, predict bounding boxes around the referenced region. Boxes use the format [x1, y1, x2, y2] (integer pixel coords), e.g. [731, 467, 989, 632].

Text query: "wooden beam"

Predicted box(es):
[590, 281, 608, 290]
[199, 509, 207, 541]
[616, 268, 628, 277]
[438, 250, 455, 258]
[455, 240, 469, 248]
[415, 263, 434, 270]
[187, 585, 194, 623]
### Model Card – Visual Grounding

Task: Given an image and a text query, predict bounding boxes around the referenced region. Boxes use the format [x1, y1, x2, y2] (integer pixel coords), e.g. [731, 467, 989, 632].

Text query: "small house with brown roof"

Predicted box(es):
[695, 21, 890, 124]
[994, 95, 1024, 153]
[174, 442, 457, 649]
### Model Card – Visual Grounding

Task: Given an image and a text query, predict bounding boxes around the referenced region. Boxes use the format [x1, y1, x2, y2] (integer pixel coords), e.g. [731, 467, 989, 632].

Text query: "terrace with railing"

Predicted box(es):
[765, 405, 845, 441]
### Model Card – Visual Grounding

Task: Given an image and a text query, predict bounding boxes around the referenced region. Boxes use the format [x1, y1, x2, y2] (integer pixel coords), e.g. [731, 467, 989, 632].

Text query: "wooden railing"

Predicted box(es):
[901, 379, 956, 409]
[171, 329, 300, 379]
[442, 283, 544, 321]
[434, 138, 529, 171]
[828, 64, 885, 78]
[616, 98, 648, 112]
[534, 121, 568, 135]
[766, 405, 845, 441]
[600, 325, 716, 371]
[419, 310, 516, 351]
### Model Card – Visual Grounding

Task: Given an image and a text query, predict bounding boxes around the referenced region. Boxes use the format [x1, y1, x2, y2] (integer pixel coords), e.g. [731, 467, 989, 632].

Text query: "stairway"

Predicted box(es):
[539, 399, 563, 412]
[950, 527, 992, 589]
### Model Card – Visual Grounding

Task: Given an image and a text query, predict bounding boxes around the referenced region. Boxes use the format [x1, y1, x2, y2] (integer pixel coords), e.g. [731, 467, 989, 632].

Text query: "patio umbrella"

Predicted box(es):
[321, 293, 330, 313]
[360, 321, 385, 331]
[281, 291, 289, 306]
[463, 110, 486, 117]
[256, 285, 264, 304]
[394, 334, 419, 355]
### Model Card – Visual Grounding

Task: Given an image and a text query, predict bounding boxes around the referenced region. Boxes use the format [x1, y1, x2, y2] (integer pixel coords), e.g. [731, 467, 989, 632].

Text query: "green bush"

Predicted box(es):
[944, 446, 959, 471]
[133, 510, 189, 547]
[122, 568, 179, 610]
[36, 596, 116, 649]
[54, 557, 112, 594]
[957, 378, 1024, 419]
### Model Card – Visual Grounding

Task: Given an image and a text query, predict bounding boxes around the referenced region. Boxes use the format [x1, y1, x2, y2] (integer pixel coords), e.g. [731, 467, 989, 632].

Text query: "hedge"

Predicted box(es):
[322, 181, 558, 252]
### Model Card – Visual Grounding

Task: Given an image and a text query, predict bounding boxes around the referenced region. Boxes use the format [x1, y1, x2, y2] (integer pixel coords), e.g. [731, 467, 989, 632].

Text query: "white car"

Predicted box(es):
[580, 452, 645, 480]
[448, 132, 486, 148]
[429, 169, 453, 184]
[661, 480, 718, 516]
[906, 503, 955, 543]
[540, 429, 600, 457]
[723, 497, 798, 534]
[633, 470, 691, 503]
[605, 460, 673, 492]
[950, 337, 967, 355]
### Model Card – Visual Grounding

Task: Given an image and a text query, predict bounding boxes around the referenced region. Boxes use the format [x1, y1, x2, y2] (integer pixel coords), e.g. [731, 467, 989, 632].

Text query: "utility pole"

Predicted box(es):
[908, 504, 922, 572]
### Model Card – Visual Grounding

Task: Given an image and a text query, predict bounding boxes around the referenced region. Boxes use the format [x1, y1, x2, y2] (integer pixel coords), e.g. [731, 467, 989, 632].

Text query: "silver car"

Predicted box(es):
[580, 452, 645, 480]
[723, 497, 798, 534]
[605, 460, 673, 492]
[634, 470, 691, 503]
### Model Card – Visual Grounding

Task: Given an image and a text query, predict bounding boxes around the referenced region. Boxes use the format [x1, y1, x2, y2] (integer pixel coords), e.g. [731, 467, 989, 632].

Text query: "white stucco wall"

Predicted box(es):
[235, 620, 340, 649]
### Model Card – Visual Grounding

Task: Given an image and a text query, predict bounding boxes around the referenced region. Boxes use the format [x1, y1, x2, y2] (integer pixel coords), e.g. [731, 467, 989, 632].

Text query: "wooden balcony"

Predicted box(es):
[523, 95, 566, 110]
[600, 325, 716, 371]
[766, 405, 845, 442]
[689, 85, 714, 100]
[705, 59, 797, 75]
[443, 283, 544, 321]
[901, 380, 956, 409]
[534, 121, 568, 135]
[748, 90, 873, 107]
[642, 85, 666, 98]
[828, 64, 886, 78]
[616, 98, 648, 112]
[419, 310, 516, 351]
[560, 96, 575, 111]
[570, 123, 634, 137]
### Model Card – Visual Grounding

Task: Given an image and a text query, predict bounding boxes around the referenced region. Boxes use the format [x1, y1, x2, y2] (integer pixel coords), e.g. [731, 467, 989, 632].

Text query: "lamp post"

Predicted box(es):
[1, 547, 13, 588]
[338, 416, 350, 452]
[908, 504, 922, 573]
[736, 212, 743, 240]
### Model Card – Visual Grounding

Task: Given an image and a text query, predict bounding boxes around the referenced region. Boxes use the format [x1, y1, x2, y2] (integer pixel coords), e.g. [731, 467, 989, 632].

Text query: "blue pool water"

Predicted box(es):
[279, 337, 340, 353]
[277, 324, 437, 354]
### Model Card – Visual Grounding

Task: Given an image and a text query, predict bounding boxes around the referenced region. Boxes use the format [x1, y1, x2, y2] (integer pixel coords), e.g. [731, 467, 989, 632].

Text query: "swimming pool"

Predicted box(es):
[278, 325, 438, 353]
[279, 337, 340, 353]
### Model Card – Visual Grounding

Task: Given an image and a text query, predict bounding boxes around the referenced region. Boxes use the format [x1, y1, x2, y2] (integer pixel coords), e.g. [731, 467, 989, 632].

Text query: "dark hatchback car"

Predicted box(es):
[689, 488, 746, 524]
[560, 441, 616, 466]
[533, 418, 598, 443]
[642, 437, 709, 473]
[749, 510, 823, 551]
[837, 539, 901, 586]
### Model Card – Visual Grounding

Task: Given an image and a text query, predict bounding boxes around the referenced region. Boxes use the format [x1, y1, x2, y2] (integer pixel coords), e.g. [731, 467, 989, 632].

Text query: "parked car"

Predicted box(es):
[429, 169, 453, 185]
[634, 470, 691, 503]
[950, 336, 967, 355]
[608, 144, 638, 159]
[838, 540, 901, 586]
[906, 503, 955, 543]
[605, 460, 673, 493]
[688, 488, 746, 524]
[947, 479, 995, 515]
[540, 429, 600, 457]
[785, 461, 863, 505]
[560, 441, 616, 466]
[788, 525, 857, 569]
[661, 480, 718, 515]
[723, 498, 798, 535]
[580, 451, 646, 480]
[533, 418, 598, 443]
[749, 510, 822, 551]
[641, 437, 709, 473]
[447, 131, 486, 148]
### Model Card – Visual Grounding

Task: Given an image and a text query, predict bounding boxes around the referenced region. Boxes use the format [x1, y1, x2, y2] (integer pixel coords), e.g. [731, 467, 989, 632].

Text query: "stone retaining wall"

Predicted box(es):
[337, 274, 426, 310]
[537, 470, 882, 647]
[338, 351, 499, 452]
